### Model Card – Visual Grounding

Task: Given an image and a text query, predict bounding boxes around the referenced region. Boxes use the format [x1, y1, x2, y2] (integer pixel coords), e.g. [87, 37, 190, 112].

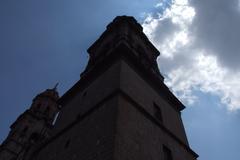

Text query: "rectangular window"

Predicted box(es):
[153, 102, 163, 122]
[163, 145, 173, 160]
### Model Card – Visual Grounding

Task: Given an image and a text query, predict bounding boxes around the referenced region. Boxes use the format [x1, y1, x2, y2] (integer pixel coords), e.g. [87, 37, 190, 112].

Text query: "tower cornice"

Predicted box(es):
[59, 41, 184, 111]
[83, 16, 162, 78]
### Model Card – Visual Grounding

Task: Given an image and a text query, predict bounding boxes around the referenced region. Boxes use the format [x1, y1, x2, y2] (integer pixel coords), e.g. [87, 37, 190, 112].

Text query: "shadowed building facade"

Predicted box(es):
[0, 16, 198, 160]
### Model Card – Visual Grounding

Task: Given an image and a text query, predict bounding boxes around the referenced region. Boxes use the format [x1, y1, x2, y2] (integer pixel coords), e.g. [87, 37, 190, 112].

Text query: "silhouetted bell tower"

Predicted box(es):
[0, 87, 59, 160]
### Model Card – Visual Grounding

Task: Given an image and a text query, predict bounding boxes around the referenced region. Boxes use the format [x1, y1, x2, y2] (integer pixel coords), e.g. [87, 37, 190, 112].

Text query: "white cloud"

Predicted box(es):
[142, 0, 195, 59]
[166, 53, 240, 111]
[155, 2, 163, 8]
[142, 0, 240, 111]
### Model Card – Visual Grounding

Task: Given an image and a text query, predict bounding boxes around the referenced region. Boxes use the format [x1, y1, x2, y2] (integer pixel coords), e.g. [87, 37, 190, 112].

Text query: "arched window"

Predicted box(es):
[20, 126, 28, 137]
[153, 102, 163, 122]
[23, 126, 28, 133]
[44, 106, 50, 114]
[29, 132, 40, 143]
[163, 145, 173, 160]
[37, 103, 41, 109]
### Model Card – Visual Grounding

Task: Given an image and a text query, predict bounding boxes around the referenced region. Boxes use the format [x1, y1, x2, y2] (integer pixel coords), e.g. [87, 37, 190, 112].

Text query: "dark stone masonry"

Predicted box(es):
[0, 16, 198, 160]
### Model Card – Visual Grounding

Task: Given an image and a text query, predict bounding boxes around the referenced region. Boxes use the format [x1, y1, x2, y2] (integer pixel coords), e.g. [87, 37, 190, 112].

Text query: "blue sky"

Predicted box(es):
[1, 0, 240, 160]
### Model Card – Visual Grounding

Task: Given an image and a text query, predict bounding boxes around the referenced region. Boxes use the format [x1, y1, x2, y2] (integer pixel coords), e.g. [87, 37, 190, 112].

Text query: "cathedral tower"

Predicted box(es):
[1, 16, 198, 160]
[31, 16, 198, 160]
[0, 88, 59, 160]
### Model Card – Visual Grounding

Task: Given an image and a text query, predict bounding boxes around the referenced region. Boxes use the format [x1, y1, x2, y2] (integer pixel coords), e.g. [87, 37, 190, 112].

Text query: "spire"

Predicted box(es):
[52, 82, 59, 91]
